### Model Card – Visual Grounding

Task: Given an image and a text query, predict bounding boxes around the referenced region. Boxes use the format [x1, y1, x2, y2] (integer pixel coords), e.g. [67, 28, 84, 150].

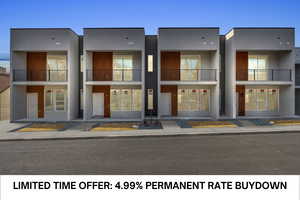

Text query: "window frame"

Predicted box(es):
[46, 53, 67, 81]
[147, 55, 153, 72]
[113, 55, 134, 81]
[180, 54, 201, 81]
[178, 88, 210, 112]
[110, 89, 142, 112]
[44, 88, 67, 112]
[245, 88, 279, 112]
[248, 55, 269, 80]
[147, 89, 154, 110]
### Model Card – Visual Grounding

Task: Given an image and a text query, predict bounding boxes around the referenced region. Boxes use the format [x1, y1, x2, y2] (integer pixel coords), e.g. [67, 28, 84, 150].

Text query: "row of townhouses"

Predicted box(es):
[10, 27, 300, 122]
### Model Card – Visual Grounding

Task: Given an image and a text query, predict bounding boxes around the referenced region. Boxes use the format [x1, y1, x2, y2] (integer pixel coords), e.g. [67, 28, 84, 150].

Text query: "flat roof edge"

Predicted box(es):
[84, 27, 144, 30]
[159, 27, 219, 30]
[11, 28, 78, 36]
[225, 27, 295, 36]
[233, 27, 295, 29]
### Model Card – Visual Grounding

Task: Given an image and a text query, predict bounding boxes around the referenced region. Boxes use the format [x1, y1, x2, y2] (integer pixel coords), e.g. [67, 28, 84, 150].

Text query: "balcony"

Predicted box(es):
[236, 69, 292, 81]
[86, 69, 141, 82]
[161, 69, 217, 81]
[13, 69, 68, 82]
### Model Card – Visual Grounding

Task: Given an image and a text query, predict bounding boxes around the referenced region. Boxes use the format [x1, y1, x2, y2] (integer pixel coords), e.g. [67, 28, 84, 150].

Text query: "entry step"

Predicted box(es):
[161, 120, 181, 129]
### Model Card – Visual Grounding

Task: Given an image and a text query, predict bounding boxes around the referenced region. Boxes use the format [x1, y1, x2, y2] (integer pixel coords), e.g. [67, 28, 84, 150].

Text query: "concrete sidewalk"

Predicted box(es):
[0, 120, 300, 141]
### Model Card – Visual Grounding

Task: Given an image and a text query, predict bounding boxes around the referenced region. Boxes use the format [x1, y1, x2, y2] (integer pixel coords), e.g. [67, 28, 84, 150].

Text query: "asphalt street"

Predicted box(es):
[0, 133, 300, 174]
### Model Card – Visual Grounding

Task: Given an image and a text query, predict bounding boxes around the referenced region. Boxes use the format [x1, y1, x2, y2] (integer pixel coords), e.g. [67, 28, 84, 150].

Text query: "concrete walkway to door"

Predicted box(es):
[160, 120, 181, 130]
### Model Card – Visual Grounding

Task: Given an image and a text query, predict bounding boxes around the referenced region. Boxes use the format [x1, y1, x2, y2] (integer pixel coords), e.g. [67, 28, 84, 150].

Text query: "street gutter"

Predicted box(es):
[0, 129, 299, 142]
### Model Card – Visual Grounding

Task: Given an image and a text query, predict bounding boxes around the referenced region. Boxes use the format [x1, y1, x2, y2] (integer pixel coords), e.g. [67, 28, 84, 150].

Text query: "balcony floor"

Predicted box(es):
[160, 81, 217, 85]
[85, 81, 142, 85]
[12, 81, 68, 86]
[236, 81, 293, 85]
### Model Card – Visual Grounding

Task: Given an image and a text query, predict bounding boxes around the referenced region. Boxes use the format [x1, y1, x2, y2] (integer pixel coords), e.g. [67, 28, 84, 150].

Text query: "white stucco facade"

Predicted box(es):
[225, 28, 295, 119]
[83, 28, 145, 121]
[10, 28, 79, 121]
[158, 28, 220, 119]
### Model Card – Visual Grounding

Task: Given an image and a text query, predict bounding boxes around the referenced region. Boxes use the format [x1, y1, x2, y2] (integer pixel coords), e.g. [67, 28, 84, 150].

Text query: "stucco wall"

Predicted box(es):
[225, 36, 235, 118]
[159, 28, 219, 50]
[280, 85, 295, 116]
[234, 28, 294, 50]
[11, 29, 75, 51]
[211, 50, 220, 118]
[84, 28, 145, 51]
[68, 33, 79, 120]
[12, 85, 27, 120]
[84, 85, 93, 120]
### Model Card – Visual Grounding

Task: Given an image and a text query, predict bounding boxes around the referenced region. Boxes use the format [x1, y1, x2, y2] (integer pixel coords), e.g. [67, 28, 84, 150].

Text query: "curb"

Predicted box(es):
[0, 129, 299, 142]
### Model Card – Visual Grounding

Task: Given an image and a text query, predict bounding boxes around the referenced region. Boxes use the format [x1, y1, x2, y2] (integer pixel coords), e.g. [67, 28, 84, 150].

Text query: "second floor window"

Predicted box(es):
[248, 55, 268, 80]
[113, 55, 133, 81]
[180, 55, 201, 81]
[47, 54, 67, 81]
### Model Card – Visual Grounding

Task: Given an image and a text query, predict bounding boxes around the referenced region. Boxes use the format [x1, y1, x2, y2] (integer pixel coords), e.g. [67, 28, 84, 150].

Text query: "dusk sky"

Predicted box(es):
[1, 0, 300, 54]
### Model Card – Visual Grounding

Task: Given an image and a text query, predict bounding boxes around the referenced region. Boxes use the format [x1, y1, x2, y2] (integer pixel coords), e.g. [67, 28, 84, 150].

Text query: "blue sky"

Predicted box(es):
[1, 0, 300, 54]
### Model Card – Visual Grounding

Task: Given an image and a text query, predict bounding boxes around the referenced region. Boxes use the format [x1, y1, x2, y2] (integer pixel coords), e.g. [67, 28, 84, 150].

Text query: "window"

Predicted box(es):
[121, 89, 132, 111]
[45, 90, 53, 111]
[245, 89, 256, 111]
[147, 89, 154, 110]
[80, 55, 84, 73]
[113, 55, 133, 81]
[45, 89, 66, 111]
[248, 55, 268, 80]
[47, 54, 67, 81]
[178, 89, 210, 111]
[55, 89, 65, 111]
[180, 55, 201, 81]
[132, 89, 142, 111]
[147, 55, 153, 72]
[245, 88, 279, 112]
[110, 89, 141, 111]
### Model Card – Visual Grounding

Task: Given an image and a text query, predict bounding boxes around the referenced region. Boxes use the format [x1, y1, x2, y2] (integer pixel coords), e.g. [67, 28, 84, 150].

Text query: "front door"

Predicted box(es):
[160, 93, 171, 116]
[236, 86, 245, 116]
[27, 93, 38, 119]
[93, 93, 104, 116]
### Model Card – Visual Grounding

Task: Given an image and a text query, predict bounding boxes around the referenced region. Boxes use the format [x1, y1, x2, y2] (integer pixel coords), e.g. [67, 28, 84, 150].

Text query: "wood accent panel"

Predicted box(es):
[27, 86, 44, 118]
[27, 52, 47, 81]
[161, 85, 178, 116]
[236, 52, 248, 81]
[93, 52, 112, 81]
[236, 85, 245, 116]
[93, 85, 110, 117]
[161, 52, 180, 81]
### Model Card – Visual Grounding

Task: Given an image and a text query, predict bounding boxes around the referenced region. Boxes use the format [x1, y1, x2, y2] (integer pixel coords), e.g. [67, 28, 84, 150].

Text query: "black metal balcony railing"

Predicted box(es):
[13, 69, 68, 81]
[86, 69, 141, 81]
[161, 68, 217, 81]
[237, 69, 292, 81]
